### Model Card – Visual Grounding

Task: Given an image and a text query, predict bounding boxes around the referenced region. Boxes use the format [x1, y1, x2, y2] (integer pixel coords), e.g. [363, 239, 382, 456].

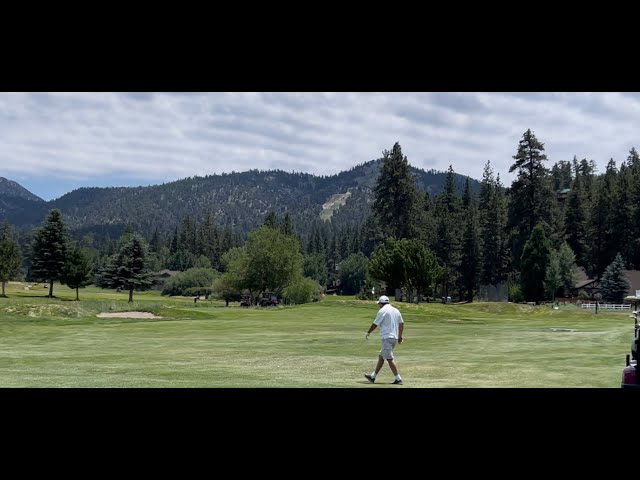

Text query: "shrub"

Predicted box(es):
[284, 277, 322, 305]
[509, 283, 524, 303]
[161, 268, 219, 296]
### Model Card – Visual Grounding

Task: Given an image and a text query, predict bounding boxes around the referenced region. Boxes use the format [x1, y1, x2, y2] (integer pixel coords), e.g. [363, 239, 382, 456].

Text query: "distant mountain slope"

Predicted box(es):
[0, 177, 43, 202]
[0, 161, 480, 239]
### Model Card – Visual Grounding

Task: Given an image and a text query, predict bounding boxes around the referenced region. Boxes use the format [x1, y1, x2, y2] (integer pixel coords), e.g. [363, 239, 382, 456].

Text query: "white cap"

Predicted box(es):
[378, 295, 390, 304]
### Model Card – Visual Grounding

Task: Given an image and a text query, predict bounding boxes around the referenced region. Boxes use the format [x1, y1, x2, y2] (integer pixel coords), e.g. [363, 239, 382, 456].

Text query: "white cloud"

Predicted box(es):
[0, 92, 638, 200]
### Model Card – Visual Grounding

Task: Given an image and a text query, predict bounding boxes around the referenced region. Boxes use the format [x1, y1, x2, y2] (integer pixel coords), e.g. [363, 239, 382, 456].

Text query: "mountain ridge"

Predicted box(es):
[0, 177, 44, 202]
[0, 160, 480, 240]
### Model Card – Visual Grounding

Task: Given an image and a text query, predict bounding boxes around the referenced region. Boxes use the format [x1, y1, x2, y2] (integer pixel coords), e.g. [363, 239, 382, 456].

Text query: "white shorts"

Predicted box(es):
[379, 337, 398, 360]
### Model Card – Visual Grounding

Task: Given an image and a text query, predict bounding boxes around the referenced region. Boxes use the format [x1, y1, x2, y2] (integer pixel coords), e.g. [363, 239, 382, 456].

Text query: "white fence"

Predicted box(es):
[581, 303, 631, 310]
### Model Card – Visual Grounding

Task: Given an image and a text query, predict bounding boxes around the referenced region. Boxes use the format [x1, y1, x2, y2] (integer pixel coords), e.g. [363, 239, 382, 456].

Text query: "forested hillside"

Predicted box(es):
[0, 159, 478, 242]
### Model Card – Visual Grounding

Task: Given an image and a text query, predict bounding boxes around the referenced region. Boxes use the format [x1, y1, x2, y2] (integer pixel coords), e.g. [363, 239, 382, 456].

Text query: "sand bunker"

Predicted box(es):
[96, 312, 163, 319]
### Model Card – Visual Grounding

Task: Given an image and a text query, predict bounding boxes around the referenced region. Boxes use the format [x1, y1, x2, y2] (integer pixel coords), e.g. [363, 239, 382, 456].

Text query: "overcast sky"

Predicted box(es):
[1, 92, 639, 201]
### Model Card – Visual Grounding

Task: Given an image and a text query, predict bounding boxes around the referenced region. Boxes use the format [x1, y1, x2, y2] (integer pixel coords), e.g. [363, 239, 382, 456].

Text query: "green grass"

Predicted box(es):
[0, 282, 633, 387]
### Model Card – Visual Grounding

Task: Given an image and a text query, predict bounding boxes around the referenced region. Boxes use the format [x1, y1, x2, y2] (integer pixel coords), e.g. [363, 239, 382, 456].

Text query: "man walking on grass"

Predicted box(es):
[364, 295, 404, 385]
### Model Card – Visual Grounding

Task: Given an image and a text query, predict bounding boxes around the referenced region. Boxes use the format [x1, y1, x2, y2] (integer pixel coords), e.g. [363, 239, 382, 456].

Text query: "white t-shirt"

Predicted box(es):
[373, 304, 404, 339]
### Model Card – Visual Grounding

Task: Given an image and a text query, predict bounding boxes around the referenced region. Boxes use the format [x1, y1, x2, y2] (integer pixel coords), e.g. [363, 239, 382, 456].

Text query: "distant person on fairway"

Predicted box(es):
[364, 295, 404, 385]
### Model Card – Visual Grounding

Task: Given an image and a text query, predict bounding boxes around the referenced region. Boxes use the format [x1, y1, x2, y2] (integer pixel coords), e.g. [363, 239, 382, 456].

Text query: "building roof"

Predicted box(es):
[625, 270, 640, 295]
[573, 269, 640, 294]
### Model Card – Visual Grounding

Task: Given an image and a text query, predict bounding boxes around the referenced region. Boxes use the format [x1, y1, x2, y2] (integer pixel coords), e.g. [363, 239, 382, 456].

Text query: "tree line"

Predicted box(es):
[1, 128, 638, 304]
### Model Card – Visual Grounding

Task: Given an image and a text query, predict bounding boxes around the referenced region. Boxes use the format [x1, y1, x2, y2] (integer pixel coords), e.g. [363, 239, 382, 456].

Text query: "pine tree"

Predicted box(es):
[557, 242, 578, 298]
[0, 222, 22, 297]
[264, 211, 278, 229]
[30, 209, 69, 298]
[587, 160, 617, 277]
[350, 223, 362, 255]
[280, 212, 294, 237]
[564, 172, 588, 267]
[520, 224, 551, 303]
[179, 215, 196, 266]
[169, 226, 179, 254]
[149, 227, 161, 253]
[421, 190, 436, 250]
[459, 179, 480, 302]
[198, 212, 219, 268]
[103, 233, 154, 302]
[551, 160, 573, 191]
[600, 253, 630, 303]
[545, 249, 561, 301]
[338, 228, 350, 261]
[433, 166, 462, 299]
[507, 129, 555, 269]
[625, 148, 640, 269]
[611, 163, 635, 267]
[372, 142, 423, 240]
[627, 147, 640, 171]
[61, 247, 94, 300]
[360, 215, 384, 257]
[479, 163, 509, 286]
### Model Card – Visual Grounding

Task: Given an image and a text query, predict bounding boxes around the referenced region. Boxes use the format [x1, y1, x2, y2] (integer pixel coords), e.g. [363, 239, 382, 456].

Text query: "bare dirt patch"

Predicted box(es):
[96, 312, 163, 319]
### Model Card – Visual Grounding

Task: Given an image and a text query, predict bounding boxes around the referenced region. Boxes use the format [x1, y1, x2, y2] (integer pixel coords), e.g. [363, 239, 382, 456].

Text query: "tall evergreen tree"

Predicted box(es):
[627, 147, 640, 170]
[551, 160, 573, 191]
[103, 233, 154, 303]
[169, 226, 179, 254]
[421, 190, 436, 250]
[338, 228, 350, 262]
[264, 211, 278, 229]
[61, 247, 94, 301]
[507, 129, 554, 269]
[280, 212, 294, 237]
[198, 213, 219, 267]
[612, 162, 635, 267]
[218, 225, 237, 261]
[433, 166, 462, 299]
[0, 222, 22, 297]
[360, 215, 384, 257]
[459, 178, 480, 302]
[629, 148, 640, 268]
[600, 253, 630, 303]
[587, 160, 617, 277]
[478, 163, 510, 286]
[580, 159, 598, 214]
[149, 227, 162, 253]
[372, 142, 423, 240]
[30, 209, 69, 298]
[557, 242, 579, 298]
[564, 172, 588, 267]
[326, 234, 339, 286]
[544, 249, 561, 301]
[179, 215, 197, 265]
[520, 224, 551, 303]
[548, 188, 566, 250]
[350, 223, 362, 255]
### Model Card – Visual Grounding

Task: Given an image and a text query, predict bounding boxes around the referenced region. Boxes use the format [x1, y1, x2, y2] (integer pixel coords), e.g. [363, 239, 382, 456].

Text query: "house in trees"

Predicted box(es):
[571, 268, 640, 299]
[556, 188, 571, 205]
[153, 269, 180, 290]
[572, 268, 600, 297]
[625, 270, 640, 294]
